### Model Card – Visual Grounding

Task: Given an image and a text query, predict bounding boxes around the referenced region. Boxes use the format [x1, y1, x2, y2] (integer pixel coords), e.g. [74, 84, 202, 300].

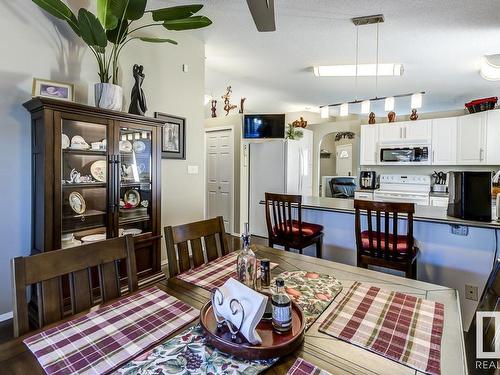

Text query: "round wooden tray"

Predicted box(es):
[199, 298, 306, 360]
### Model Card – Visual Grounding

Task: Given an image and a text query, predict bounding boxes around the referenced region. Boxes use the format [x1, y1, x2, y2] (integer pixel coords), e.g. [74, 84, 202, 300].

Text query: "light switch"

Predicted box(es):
[182, 64, 189, 73]
[187, 165, 199, 175]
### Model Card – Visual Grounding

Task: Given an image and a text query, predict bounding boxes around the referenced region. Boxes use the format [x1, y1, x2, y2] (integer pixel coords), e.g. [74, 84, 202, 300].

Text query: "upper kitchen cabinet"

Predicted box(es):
[378, 122, 402, 143]
[360, 124, 379, 165]
[457, 111, 486, 165]
[378, 120, 431, 144]
[485, 109, 500, 165]
[431, 117, 457, 165]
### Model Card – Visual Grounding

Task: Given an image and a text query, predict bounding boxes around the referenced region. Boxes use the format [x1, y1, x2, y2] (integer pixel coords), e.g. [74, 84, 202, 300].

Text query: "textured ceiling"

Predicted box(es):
[157, 0, 500, 115]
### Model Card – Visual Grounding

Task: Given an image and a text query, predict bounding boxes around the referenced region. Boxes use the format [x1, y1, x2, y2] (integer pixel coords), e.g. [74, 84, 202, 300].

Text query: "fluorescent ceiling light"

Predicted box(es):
[384, 96, 395, 111]
[340, 103, 349, 116]
[361, 100, 371, 114]
[411, 93, 422, 109]
[480, 55, 500, 81]
[313, 63, 404, 77]
[320, 106, 329, 118]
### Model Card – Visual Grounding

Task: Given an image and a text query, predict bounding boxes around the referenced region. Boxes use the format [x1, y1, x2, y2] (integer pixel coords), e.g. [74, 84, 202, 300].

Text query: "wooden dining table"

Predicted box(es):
[0, 245, 467, 375]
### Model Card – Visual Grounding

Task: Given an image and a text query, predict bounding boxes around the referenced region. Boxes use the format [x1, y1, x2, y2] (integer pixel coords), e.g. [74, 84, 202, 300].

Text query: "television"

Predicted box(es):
[243, 114, 285, 139]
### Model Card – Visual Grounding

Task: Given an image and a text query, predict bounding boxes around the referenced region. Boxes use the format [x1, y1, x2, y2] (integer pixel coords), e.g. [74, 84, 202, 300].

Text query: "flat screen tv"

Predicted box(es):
[243, 114, 285, 139]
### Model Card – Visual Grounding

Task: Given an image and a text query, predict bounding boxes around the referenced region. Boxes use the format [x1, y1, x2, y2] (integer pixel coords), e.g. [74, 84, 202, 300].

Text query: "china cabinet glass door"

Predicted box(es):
[60, 118, 110, 248]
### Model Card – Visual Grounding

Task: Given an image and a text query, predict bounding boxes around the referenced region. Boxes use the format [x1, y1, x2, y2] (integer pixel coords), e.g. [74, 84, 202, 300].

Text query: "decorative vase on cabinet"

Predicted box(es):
[95, 83, 123, 111]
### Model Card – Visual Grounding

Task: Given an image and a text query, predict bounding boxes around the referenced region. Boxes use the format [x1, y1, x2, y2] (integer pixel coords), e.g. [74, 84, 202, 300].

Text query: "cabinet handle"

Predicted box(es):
[480, 148, 484, 161]
[400, 128, 403, 139]
[432, 150, 435, 163]
[108, 155, 115, 210]
[114, 156, 121, 209]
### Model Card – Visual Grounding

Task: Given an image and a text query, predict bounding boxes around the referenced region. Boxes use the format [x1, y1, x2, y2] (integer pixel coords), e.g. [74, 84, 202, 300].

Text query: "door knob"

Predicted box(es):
[218, 186, 221, 190]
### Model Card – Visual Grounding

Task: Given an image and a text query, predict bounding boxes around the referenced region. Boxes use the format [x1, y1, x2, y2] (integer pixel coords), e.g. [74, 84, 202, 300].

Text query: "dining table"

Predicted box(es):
[0, 245, 467, 375]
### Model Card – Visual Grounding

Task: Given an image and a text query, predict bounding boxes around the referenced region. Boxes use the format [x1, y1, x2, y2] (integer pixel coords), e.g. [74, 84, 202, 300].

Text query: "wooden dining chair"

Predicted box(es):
[164, 216, 229, 278]
[354, 200, 419, 279]
[265, 193, 323, 258]
[12, 236, 137, 337]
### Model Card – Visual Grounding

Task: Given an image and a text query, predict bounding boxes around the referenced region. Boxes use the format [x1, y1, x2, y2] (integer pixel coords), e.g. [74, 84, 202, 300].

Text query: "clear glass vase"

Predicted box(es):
[236, 223, 257, 289]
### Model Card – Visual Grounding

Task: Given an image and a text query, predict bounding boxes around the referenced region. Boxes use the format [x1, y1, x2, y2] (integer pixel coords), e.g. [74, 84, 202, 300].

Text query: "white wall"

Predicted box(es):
[0, 2, 206, 315]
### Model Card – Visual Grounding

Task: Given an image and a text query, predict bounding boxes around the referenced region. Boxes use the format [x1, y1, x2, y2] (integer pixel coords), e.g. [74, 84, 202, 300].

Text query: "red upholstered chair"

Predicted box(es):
[354, 199, 419, 279]
[264, 193, 323, 258]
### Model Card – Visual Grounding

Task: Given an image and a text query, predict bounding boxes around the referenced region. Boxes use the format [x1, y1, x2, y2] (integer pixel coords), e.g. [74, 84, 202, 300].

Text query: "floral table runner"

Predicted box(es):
[286, 358, 331, 375]
[319, 282, 444, 375]
[116, 324, 277, 374]
[272, 271, 343, 328]
[24, 287, 198, 375]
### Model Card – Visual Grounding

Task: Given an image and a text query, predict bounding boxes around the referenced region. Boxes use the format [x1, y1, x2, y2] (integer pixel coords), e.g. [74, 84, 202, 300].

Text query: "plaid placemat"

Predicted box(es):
[24, 287, 199, 375]
[272, 271, 342, 328]
[176, 252, 277, 291]
[319, 282, 444, 375]
[116, 324, 278, 374]
[287, 358, 331, 375]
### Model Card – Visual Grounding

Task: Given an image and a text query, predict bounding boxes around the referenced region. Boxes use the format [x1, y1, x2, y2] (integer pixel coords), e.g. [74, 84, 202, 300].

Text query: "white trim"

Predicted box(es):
[0, 311, 13, 322]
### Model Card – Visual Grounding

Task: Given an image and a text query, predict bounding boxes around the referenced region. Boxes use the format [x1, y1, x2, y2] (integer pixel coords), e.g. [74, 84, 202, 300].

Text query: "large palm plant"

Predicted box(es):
[33, 0, 212, 85]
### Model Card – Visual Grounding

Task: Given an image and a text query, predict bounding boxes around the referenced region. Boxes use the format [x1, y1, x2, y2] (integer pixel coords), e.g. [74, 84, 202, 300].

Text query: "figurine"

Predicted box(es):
[410, 109, 418, 121]
[368, 112, 376, 124]
[239, 98, 246, 114]
[291, 117, 308, 128]
[388, 111, 396, 123]
[211, 99, 217, 118]
[129, 64, 147, 116]
[222, 86, 237, 116]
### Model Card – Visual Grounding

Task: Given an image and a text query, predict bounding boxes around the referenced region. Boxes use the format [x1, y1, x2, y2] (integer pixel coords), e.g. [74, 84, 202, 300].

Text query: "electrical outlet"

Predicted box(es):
[465, 284, 478, 301]
[451, 225, 469, 236]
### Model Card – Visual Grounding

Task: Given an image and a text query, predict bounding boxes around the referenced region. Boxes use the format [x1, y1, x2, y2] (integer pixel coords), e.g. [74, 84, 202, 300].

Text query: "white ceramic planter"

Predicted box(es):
[94, 83, 123, 111]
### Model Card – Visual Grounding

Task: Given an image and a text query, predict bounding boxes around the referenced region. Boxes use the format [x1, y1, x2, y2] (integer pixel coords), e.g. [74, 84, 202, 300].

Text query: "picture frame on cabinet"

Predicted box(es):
[32, 78, 75, 102]
[155, 112, 186, 159]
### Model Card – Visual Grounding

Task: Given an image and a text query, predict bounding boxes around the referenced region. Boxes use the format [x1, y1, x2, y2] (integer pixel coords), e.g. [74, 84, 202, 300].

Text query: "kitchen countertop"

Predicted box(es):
[299, 196, 500, 229]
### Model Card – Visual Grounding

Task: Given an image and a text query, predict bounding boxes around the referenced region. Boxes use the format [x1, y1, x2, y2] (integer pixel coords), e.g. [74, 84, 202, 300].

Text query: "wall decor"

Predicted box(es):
[211, 99, 217, 118]
[368, 112, 376, 124]
[129, 65, 148, 115]
[124, 189, 141, 208]
[239, 97, 247, 114]
[291, 117, 308, 128]
[334, 132, 355, 142]
[31, 1, 212, 110]
[32, 78, 74, 102]
[155, 112, 186, 159]
[388, 111, 396, 122]
[69, 191, 86, 214]
[410, 109, 419, 121]
[222, 86, 237, 116]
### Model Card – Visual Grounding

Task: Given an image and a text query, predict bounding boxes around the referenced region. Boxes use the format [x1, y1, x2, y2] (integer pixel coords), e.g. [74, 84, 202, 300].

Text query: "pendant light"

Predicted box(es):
[340, 103, 349, 116]
[411, 92, 423, 109]
[384, 96, 395, 111]
[361, 100, 371, 114]
[320, 106, 329, 118]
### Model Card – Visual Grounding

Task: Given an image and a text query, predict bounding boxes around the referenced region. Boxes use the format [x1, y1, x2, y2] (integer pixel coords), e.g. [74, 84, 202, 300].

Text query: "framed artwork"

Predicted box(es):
[155, 112, 186, 160]
[32, 78, 75, 102]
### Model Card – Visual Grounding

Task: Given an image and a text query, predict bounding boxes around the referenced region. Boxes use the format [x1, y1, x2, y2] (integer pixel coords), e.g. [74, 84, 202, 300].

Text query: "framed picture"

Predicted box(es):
[155, 112, 186, 160]
[32, 78, 75, 102]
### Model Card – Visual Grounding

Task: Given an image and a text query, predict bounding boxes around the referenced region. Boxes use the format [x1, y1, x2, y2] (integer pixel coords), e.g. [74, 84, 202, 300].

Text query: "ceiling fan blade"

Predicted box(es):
[246, 0, 276, 32]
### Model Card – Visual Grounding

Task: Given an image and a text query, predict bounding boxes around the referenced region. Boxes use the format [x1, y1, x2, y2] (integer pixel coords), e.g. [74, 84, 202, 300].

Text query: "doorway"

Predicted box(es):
[205, 129, 233, 232]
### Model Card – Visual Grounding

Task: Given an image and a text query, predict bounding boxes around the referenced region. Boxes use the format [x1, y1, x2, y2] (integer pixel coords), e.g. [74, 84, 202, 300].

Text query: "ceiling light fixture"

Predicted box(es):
[340, 103, 349, 116]
[480, 55, 500, 81]
[313, 63, 404, 77]
[320, 106, 329, 118]
[384, 96, 395, 111]
[361, 100, 371, 114]
[411, 92, 423, 109]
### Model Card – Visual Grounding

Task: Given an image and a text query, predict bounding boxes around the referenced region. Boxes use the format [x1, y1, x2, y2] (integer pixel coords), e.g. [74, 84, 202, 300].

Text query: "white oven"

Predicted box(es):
[373, 175, 431, 205]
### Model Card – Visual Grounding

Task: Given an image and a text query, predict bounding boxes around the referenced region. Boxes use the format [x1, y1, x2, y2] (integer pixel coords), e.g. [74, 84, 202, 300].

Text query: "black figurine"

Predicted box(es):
[129, 64, 147, 115]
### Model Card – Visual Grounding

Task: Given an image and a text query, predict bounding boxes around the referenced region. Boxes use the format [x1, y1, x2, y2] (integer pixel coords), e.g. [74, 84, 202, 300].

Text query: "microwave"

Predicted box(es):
[379, 145, 430, 164]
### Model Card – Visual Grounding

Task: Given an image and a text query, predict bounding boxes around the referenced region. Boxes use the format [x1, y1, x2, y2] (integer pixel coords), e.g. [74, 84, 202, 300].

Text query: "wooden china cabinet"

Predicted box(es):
[24, 97, 165, 288]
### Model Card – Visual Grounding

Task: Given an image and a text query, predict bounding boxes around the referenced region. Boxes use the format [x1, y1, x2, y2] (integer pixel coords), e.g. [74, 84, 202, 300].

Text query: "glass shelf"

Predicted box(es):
[62, 182, 107, 188]
[63, 149, 107, 156]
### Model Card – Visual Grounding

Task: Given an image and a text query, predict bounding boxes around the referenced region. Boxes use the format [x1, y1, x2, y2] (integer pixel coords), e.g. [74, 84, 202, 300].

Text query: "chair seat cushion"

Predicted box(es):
[273, 220, 323, 238]
[360, 230, 414, 254]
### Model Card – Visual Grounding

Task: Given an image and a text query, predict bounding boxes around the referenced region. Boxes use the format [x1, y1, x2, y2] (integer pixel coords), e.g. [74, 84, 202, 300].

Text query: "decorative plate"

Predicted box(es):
[70, 135, 89, 149]
[62, 134, 70, 149]
[123, 228, 142, 235]
[119, 140, 133, 152]
[133, 140, 146, 153]
[81, 233, 106, 242]
[90, 160, 107, 182]
[124, 189, 141, 207]
[68, 191, 86, 214]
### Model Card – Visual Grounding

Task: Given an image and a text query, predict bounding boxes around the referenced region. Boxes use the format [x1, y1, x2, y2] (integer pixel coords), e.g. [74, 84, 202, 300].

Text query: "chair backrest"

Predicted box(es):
[354, 199, 415, 260]
[164, 216, 229, 278]
[12, 235, 137, 337]
[265, 193, 302, 239]
[329, 177, 356, 198]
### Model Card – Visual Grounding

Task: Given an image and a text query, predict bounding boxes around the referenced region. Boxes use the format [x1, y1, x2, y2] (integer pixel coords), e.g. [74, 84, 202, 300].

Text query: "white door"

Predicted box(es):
[206, 129, 233, 232]
[404, 120, 432, 142]
[360, 125, 379, 165]
[432, 117, 457, 165]
[336, 144, 353, 176]
[486, 110, 500, 165]
[379, 123, 403, 143]
[457, 112, 486, 164]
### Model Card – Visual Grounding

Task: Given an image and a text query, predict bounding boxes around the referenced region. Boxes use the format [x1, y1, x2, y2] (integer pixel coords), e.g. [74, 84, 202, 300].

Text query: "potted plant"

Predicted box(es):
[32, 0, 212, 110]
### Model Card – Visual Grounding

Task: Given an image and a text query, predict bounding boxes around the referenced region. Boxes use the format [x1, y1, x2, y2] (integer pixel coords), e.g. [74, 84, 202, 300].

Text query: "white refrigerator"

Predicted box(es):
[248, 130, 313, 237]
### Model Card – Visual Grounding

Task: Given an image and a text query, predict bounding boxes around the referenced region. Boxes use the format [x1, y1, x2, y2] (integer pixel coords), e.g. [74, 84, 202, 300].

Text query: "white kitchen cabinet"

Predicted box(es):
[360, 125, 379, 165]
[431, 117, 457, 165]
[378, 120, 431, 144]
[378, 123, 403, 143]
[354, 191, 373, 201]
[457, 112, 486, 165]
[486, 109, 500, 165]
[430, 196, 449, 207]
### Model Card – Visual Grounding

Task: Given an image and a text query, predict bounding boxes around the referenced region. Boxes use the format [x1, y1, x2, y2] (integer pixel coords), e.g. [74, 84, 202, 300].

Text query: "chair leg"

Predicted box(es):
[268, 239, 274, 248]
[316, 236, 323, 258]
[411, 260, 417, 280]
[284, 246, 290, 252]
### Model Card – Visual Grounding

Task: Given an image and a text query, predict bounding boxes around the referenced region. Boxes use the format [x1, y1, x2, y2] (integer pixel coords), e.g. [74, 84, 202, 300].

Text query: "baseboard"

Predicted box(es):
[0, 311, 13, 322]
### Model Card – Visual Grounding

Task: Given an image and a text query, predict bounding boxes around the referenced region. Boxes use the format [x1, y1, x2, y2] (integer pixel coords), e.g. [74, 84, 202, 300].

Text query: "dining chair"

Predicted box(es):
[465, 258, 500, 375]
[264, 193, 323, 258]
[354, 199, 419, 279]
[12, 235, 137, 337]
[164, 216, 230, 278]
